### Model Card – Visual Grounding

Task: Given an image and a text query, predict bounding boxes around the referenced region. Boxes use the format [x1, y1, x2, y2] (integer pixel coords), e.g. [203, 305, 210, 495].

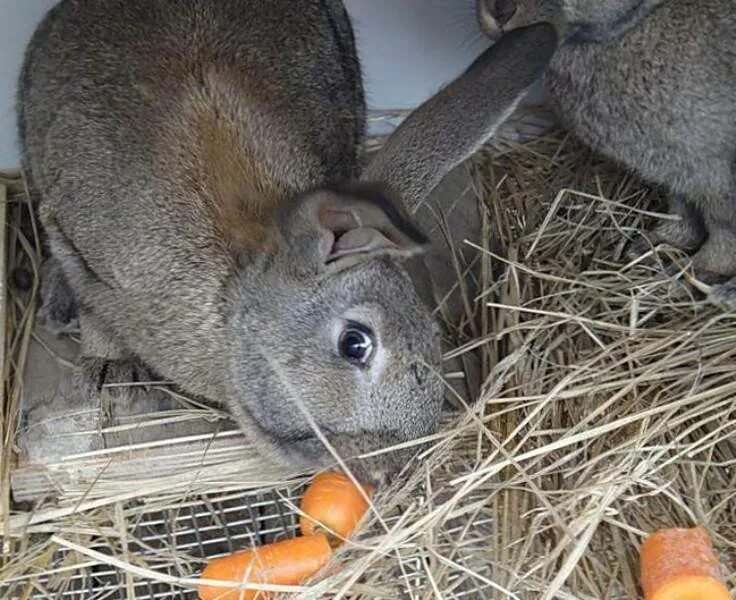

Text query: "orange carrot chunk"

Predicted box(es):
[198, 533, 332, 600]
[640, 527, 731, 600]
[300, 471, 374, 545]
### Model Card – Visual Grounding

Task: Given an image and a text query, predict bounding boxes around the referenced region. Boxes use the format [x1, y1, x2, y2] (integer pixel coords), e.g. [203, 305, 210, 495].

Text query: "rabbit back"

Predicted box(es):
[20, 0, 365, 212]
[545, 0, 736, 200]
[18, 0, 366, 394]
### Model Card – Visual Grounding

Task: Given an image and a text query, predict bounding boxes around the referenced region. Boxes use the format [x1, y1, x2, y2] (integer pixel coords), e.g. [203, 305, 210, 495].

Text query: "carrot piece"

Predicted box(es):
[640, 527, 731, 600]
[300, 471, 374, 546]
[198, 533, 332, 600]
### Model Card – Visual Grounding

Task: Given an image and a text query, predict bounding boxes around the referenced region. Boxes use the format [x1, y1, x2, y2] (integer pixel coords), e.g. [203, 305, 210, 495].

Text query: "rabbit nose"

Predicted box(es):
[489, 0, 518, 27]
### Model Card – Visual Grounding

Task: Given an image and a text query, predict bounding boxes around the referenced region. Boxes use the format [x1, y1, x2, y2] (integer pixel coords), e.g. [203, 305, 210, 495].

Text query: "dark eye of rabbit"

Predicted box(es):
[339, 322, 376, 367]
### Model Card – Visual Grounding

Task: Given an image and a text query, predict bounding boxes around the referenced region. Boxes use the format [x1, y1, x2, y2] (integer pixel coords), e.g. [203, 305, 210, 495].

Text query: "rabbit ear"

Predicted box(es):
[280, 183, 429, 274]
[362, 22, 558, 213]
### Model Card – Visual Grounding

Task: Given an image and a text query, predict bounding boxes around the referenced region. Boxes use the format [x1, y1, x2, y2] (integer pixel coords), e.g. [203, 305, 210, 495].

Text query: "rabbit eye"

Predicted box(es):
[339, 322, 376, 367]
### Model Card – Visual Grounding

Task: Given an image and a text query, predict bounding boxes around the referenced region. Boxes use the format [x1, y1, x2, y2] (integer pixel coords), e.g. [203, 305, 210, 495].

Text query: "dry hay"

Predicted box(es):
[1, 129, 735, 599]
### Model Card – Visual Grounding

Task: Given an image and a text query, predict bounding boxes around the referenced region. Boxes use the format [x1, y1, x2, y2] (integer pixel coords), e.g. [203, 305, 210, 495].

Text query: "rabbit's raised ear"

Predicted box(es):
[279, 183, 429, 275]
[362, 22, 558, 212]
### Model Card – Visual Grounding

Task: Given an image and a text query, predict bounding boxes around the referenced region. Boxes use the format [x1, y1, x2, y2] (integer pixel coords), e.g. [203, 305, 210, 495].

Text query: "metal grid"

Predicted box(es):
[3, 485, 499, 599]
[4, 487, 303, 600]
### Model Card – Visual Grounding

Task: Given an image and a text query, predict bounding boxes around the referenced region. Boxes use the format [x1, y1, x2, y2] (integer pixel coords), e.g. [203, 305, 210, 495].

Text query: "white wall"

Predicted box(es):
[346, 1, 488, 112]
[0, 0, 486, 169]
[0, 0, 58, 168]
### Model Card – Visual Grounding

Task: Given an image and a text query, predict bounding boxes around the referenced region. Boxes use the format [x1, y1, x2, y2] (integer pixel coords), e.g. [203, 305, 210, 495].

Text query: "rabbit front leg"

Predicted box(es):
[20, 326, 175, 465]
[73, 356, 179, 417]
[21, 355, 186, 465]
[79, 311, 125, 360]
[77, 313, 178, 414]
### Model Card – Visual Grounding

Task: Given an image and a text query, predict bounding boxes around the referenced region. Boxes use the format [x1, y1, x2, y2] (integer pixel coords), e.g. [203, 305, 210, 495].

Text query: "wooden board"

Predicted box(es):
[10, 329, 298, 506]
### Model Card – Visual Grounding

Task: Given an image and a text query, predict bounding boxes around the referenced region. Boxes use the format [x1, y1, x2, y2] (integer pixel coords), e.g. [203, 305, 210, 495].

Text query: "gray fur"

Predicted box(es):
[478, 0, 736, 301]
[37, 256, 79, 334]
[19, 0, 554, 483]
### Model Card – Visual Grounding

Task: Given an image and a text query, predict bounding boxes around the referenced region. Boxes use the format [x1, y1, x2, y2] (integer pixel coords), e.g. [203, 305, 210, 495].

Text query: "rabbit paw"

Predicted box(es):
[629, 216, 706, 258]
[692, 228, 736, 284]
[710, 278, 736, 309]
[628, 197, 706, 258]
[37, 257, 79, 334]
[20, 358, 191, 464]
[75, 356, 178, 416]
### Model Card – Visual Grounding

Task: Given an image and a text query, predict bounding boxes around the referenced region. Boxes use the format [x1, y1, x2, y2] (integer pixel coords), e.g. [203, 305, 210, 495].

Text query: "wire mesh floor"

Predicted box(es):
[3, 483, 497, 599]
[4, 486, 304, 600]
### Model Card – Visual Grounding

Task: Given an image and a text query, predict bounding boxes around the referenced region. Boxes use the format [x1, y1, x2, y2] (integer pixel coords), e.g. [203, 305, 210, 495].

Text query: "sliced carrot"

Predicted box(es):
[640, 527, 731, 600]
[198, 533, 332, 600]
[300, 471, 374, 546]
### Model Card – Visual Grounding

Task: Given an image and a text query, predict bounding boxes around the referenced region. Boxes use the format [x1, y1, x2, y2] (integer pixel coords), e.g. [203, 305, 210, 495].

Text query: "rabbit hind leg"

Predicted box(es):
[692, 171, 736, 285]
[37, 255, 80, 334]
[698, 209, 736, 307]
[710, 276, 736, 308]
[628, 194, 706, 257]
[693, 224, 736, 284]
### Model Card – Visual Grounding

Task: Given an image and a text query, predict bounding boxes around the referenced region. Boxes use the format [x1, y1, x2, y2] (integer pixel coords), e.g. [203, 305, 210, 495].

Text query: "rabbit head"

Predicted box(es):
[478, 0, 668, 41]
[226, 23, 559, 484]
[228, 185, 441, 483]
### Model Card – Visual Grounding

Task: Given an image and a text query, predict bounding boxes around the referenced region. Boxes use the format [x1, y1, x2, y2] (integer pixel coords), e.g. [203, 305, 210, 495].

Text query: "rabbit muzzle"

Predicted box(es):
[270, 429, 433, 488]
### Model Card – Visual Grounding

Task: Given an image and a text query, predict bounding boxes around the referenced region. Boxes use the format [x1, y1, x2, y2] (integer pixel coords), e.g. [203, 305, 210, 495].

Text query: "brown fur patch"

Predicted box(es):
[183, 77, 291, 255]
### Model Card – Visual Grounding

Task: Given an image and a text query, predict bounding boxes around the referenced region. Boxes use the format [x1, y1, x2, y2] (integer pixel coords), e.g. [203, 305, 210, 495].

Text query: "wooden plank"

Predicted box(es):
[12, 333, 299, 505]
[11, 405, 299, 505]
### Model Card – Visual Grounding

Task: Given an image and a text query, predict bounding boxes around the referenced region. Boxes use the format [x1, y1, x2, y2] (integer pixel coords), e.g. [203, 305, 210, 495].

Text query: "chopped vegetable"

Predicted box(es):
[198, 470, 374, 598]
[198, 533, 332, 600]
[640, 527, 731, 600]
[300, 471, 374, 545]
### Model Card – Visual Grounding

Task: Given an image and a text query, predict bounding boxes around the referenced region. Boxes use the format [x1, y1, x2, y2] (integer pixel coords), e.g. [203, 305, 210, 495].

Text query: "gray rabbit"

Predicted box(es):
[19, 0, 556, 483]
[478, 0, 736, 303]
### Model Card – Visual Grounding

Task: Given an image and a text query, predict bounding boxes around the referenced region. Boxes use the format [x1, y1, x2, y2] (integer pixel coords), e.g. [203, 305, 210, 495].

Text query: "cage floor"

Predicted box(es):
[4, 488, 303, 600]
[4, 126, 735, 599]
[3, 485, 496, 599]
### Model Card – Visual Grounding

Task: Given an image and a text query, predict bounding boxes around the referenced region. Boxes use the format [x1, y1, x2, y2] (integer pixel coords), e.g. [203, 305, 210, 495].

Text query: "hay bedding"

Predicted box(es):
[1, 126, 735, 599]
